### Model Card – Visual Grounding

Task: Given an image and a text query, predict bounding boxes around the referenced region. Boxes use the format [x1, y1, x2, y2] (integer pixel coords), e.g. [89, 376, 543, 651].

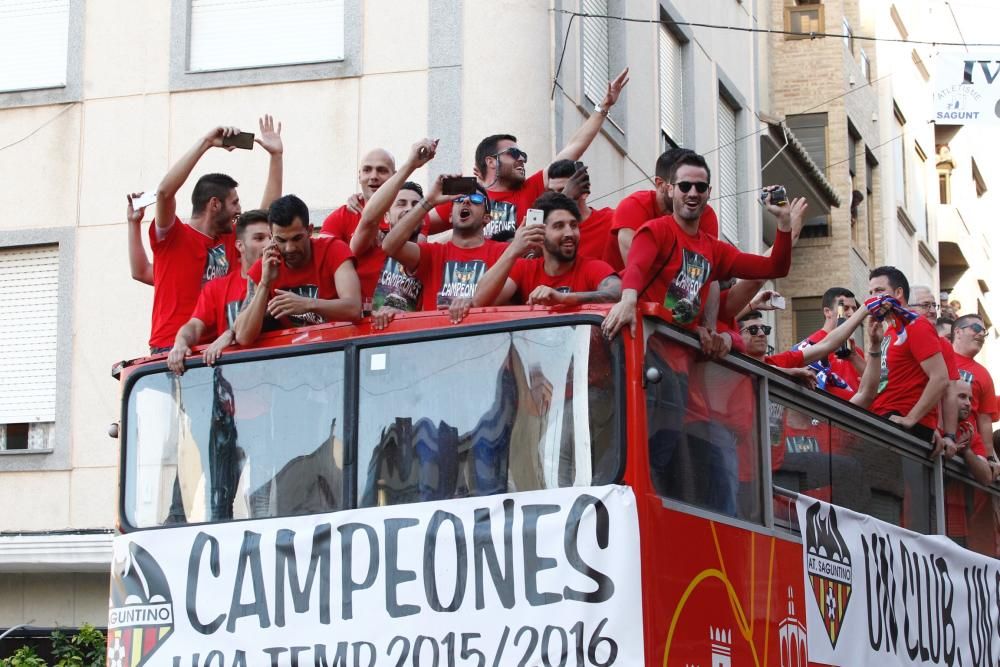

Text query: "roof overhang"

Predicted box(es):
[938, 240, 970, 290]
[0, 532, 113, 573]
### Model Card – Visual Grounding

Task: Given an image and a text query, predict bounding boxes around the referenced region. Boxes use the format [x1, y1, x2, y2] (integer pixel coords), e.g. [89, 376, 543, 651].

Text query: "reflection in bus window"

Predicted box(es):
[357, 325, 619, 506]
[770, 399, 934, 534]
[644, 332, 762, 523]
[125, 353, 345, 528]
[945, 473, 1000, 557]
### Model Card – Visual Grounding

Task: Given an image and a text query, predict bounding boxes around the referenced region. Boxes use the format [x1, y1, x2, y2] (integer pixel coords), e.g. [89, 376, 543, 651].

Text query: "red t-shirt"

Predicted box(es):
[432, 170, 547, 242]
[507, 257, 615, 301]
[319, 205, 361, 240]
[620, 216, 791, 329]
[190, 270, 249, 341]
[955, 353, 998, 425]
[607, 191, 719, 270]
[247, 236, 355, 329]
[871, 317, 944, 429]
[803, 328, 864, 401]
[765, 349, 806, 369]
[148, 218, 239, 348]
[578, 207, 615, 262]
[353, 244, 389, 313]
[415, 240, 507, 310]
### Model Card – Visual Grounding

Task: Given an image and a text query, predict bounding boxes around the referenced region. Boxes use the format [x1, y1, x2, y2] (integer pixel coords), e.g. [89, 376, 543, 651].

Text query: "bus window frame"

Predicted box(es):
[117, 313, 626, 533]
[640, 315, 949, 535]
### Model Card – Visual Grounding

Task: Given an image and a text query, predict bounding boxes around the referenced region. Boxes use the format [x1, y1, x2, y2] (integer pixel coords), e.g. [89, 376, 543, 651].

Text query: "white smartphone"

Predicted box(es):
[769, 294, 786, 310]
[132, 191, 157, 211]
[525, 208, 544, 226]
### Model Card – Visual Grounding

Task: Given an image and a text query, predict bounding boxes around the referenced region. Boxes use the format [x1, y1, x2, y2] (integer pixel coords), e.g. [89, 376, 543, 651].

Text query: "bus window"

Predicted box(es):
[770, 399, 935, 534]
[356, 325, 619, 506]
[124, 352, 346, 528]
[945, 473, 1000, 558]
[644, 332, 762, 523]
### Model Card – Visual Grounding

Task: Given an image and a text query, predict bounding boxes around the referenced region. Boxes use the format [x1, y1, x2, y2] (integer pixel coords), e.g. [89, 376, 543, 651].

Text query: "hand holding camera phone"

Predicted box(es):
[442, 176, 478, 196]
[759, 185, 788, 206]
[222, 132, 255, 150]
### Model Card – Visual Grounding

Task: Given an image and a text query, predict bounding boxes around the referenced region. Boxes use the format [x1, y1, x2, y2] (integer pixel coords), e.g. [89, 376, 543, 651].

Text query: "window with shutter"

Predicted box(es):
[581, 0, 610, 106]
[786, 113, 828, 172]
[718, 97, 741, 247]
[189, 0, 345, 72]
[0, 0, 70, 93]
[659, 26, 684, 147]
[0, 245, 59, 444]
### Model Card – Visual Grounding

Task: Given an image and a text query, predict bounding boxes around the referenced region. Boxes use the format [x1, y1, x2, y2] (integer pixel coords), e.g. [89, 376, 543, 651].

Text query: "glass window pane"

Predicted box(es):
[357, 325, 619, 506]
[125, 353, 345, 527]
[945, 474, 1000, 558]
[645, 331, 761, 523]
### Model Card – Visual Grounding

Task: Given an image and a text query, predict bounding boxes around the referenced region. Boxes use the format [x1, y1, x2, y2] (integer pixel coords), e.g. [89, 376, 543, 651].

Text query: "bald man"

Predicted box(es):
[320, 148, 397, 240]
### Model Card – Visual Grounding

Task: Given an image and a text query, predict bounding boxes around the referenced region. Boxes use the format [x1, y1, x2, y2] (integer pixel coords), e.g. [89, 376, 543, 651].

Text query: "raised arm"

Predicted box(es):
[155, 126, 238, 229]
[353, 138, 437, 256]
[255, 115, 283, 210]
[549, 68, 629, 184]
[850, 320, 884, 408]
[473, 225, 543, 306]
[126, 193, 153, 285]
[800, 306, 869, 365]
[233, 247, 280, 346]
[383, 173, 456, 272]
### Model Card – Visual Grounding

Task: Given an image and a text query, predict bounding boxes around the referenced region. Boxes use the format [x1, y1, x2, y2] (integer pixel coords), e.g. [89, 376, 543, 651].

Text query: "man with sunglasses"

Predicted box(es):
[603, 152, 803, 339]
[952, 314, 998, 461]
[423, 69, 630, 241]
[382, 173, 505, 319]
[867, 266, 950, 446]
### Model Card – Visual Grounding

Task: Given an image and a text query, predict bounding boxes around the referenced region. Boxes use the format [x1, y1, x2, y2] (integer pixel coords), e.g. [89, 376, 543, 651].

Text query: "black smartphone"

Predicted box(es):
[442, 176, 478, 196]
[222, 131, 255, 150]
[574, 160, 586, 171]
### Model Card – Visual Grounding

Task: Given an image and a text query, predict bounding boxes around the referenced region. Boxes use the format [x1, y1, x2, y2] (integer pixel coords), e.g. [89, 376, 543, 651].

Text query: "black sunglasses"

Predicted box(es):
[741, 324, 772, 336]
[495, 147, 528, 162]
[673, 180, 710, 194]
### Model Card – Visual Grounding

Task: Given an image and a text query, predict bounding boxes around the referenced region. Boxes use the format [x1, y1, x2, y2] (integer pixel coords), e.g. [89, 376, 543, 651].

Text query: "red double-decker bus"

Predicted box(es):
[108, 304, 1000, 667]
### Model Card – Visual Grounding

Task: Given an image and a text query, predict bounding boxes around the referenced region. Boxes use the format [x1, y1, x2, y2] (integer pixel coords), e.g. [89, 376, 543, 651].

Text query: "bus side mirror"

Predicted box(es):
[644, 366, 662, 387]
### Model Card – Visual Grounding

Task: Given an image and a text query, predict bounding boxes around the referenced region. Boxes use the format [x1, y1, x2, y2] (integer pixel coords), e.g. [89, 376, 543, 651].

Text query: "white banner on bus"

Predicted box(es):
[797, 495, 1000, 666]
[108, 485, 643, 667]
[933, 53, 1000, 124]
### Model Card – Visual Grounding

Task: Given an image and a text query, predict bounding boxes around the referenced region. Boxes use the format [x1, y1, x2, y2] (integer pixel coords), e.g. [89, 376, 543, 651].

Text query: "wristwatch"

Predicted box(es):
[594, 103, 609, 116]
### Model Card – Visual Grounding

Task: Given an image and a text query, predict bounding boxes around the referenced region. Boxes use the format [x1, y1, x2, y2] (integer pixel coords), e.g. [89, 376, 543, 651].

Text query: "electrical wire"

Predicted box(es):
[0, 103, 77, 154]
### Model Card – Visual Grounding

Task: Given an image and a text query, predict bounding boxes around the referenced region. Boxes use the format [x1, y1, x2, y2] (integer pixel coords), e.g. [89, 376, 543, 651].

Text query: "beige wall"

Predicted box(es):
[0, 574, 108, 628]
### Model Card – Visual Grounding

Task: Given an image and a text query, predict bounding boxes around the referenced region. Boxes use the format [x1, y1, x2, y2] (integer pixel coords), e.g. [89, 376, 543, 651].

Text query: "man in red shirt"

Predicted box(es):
[952, 313, 998, 459]
[868, 266, 950, 444]
[796, 287, 866, 400]
[602, 152, 803, 339]
[545, 160, 614, 261]
[165, 210, 272, 374]
[145, 118, 284, 353]
[319, 148, 397, 240]
[382, 173, 507, 320]
[908, 285, 961, 452]
[607, 147, 720, 271]
[423, 69, 630, 240]
[234, 195, 361, 345]
[472, 192, 620, 308]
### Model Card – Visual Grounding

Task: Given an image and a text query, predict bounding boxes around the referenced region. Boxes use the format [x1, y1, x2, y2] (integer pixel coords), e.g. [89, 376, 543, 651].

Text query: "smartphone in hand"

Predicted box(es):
[132, 191, 157, 211]
[525, 208, 544, 226]
[222, 132, 255, 150]
[442, 176, 478, 196]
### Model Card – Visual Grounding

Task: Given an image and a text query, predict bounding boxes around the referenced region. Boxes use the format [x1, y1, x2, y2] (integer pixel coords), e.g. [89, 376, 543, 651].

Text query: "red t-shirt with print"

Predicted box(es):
[620, 216, 792, 330]
[415, 240, 508, 311]
[432, 170, 547, 242]
[578, 207, 615, 262]
[870, 317, 944, 429]
[190, 270, 249, 341]
[248, 236, 355, 329]
[803, 328, 864, 401]
[148, 218, 239, 348]
[507, 257, 615, 301]
[955, 352, 998, 424]
[607, 191, 719, 270]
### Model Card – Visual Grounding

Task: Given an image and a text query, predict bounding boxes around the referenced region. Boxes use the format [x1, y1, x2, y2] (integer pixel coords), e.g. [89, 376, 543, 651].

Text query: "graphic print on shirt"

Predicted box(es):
[877, 334, 890, 393]
[664, 249, 711, 324]
[786, 435, 821, 454]
[484, 201, 517, 242]
[203, 244, 230, 284]
[436, 260, 488, 308]
[372, 257, 423, 312]
[959, 368, 974, 385]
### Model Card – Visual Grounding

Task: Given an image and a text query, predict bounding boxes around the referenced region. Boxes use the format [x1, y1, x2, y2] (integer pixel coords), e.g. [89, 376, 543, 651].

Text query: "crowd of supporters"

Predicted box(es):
[125, 67, 998, 524]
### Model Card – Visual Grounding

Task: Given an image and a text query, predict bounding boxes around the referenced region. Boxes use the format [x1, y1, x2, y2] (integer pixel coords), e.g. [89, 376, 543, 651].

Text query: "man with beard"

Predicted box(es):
[146, 118, 284, 353]
[471, 192, 620, 308]
[166, 210, 273, 374]
[952, 313, 998, 461]
[234, 195, 361, 345]
[319, 148, 398, 240]
[602, 152, 801, 339]
[382, 173, 506, 321]
[423, 69, 630, 241]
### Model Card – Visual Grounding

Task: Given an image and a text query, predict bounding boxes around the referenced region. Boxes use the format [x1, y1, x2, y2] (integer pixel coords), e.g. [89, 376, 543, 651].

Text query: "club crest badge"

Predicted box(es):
[107, 541, 174, 667]
[804, 501, 853, 648]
